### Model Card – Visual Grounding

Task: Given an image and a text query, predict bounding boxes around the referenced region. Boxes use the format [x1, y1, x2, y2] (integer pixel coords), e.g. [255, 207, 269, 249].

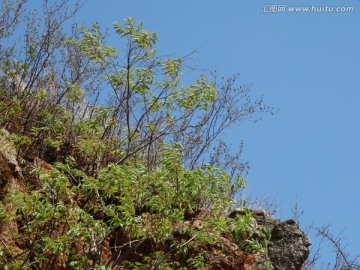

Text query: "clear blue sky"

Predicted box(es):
[31, 0, 360, 265]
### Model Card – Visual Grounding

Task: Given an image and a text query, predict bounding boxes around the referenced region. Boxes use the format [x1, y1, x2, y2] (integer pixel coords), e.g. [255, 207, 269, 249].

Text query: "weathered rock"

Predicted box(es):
[0, 128, 24, 196]
[0, 129, 23, 192]
[0, 129, 24, 258]
[267, 219, 311, 270]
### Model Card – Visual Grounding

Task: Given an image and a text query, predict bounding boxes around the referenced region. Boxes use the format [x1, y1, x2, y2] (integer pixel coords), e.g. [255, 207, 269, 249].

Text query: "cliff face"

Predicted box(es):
[0, 129, 311, 269]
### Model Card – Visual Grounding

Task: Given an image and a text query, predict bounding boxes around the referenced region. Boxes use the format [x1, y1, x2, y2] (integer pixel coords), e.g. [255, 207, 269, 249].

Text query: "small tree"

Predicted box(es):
[64, 17, 274, 172]
[1, 1, 273, 176]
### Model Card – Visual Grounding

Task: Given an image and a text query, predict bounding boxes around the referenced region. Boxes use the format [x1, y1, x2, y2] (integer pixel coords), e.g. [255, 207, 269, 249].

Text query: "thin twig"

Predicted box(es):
[0, 236, 13, 259]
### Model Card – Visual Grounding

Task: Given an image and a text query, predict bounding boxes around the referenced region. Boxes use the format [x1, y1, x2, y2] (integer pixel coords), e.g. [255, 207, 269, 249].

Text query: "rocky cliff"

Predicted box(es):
[0, 128, 311, 269]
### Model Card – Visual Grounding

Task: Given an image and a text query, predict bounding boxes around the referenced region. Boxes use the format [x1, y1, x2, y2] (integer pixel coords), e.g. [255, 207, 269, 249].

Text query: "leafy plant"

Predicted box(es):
[0, 1, 275, 269]
[229, 208, 270, 254]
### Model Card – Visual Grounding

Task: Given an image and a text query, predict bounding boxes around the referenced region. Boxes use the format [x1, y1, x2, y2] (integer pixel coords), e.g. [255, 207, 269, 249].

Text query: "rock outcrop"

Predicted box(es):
[267, 219, 311, 270]
[230, 208, 311, 270]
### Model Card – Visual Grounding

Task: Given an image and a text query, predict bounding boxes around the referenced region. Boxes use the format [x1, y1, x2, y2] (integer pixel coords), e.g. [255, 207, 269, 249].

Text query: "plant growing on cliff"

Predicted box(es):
[0, 1, 274, 269]
[230, 208, 270, 254]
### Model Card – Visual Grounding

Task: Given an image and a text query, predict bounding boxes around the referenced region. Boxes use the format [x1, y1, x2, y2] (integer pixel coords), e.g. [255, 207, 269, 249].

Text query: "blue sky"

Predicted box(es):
[26, 0, 360, 265]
